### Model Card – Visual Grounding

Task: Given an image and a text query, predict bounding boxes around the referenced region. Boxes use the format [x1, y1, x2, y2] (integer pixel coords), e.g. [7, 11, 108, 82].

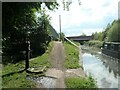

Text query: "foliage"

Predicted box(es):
[2, 2, 58, 63]
[92, 19, 120, 42]
[107, 20, 120, 42]
[30, 41, 54, 68]
[64, 41, 80, 69]
[88, 19, 120, 49]
[81, 33, 86, 36]
[92, 32, 104, 41]
[63, 0, 81, 11]
[84, 40, 103, 48]
[65, 76, 97, 88]
[58, 32, 65, 42]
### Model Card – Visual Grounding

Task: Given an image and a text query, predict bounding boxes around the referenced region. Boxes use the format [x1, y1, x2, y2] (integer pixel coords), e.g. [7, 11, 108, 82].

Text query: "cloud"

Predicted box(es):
[48, 0, 119, 36]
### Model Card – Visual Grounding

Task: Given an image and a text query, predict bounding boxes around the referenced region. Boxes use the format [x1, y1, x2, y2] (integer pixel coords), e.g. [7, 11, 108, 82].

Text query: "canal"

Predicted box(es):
[81, 46, 120, 88]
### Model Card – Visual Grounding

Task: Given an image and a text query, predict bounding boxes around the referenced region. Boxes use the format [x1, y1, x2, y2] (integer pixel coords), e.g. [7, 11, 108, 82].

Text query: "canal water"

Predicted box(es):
[82, 48, 120, 88]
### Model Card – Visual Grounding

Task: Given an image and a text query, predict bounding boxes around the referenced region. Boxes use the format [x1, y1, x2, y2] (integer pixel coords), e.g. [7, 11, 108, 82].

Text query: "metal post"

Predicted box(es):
[59, 15, 61, 41]
[25, 40, 30, 70]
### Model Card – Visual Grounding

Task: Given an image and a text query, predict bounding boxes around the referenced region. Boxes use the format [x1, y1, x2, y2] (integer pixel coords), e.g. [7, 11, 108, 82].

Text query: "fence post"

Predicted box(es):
[25, 40, 30, 70]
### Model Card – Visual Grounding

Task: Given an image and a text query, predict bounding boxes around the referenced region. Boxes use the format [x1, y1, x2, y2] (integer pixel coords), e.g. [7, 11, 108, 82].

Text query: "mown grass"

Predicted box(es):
[64, 41, 80, 69]
[2, 41, 54, 88]
[65, 77, 97, 88]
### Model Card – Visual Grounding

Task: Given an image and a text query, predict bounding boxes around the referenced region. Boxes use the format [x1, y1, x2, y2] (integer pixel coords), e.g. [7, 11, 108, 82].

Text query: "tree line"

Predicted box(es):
[92, 19, 120, 42]
[84, 19, 120, 48]
[2, 2, 58, 64]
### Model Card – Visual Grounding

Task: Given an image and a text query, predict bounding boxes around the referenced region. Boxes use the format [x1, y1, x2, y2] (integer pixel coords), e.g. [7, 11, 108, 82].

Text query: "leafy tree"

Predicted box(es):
[92, 20, 120, 42]
[92, 32, 103, 41]
[2, 2, 58, 63]
[107, 20, 120, 42]
[81, 33, 86, 36]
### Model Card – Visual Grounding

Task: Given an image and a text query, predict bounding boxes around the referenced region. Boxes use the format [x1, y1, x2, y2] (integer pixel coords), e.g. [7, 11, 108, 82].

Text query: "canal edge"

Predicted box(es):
[79, 45, 84, 70]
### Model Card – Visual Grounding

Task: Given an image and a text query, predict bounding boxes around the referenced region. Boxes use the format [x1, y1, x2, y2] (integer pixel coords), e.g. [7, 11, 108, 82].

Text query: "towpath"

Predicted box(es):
[45, 41, 66, 88]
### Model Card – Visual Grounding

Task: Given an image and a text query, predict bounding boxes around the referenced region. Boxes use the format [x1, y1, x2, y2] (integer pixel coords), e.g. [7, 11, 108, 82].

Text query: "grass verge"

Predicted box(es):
[64, 41, 80, 69]
[2, 41, 54, 88]
[64, 41, 97, 88]
[65, 77, 97, 88]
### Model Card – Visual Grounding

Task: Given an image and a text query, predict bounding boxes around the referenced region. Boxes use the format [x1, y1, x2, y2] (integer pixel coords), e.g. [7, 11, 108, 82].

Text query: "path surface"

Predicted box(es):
[45, 41, 66, 88]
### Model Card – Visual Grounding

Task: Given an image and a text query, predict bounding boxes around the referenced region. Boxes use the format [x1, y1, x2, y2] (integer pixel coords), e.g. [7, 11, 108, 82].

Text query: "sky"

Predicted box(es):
[47, 0, 119, 37]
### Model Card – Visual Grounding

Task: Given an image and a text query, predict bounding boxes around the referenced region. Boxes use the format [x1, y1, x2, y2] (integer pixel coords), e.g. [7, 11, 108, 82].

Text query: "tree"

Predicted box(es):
[2, 2, 58, 64]
[107, 20, 120, 42]
[63, 0, 81, 11]
[81, 33, 86, 36]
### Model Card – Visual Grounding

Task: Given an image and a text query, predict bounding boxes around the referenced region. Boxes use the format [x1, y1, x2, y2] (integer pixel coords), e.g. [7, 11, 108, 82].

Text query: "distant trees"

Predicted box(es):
[2, 2, 58, 63]
[107, 20, 120, 42]
[81, 33, 86, 36]
[92, 20, 120, 42]
[85, 19, 120, 48]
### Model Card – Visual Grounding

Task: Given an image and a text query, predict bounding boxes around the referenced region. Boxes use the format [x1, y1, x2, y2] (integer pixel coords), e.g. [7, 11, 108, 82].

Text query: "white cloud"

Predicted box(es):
[47, 0, 119, 36]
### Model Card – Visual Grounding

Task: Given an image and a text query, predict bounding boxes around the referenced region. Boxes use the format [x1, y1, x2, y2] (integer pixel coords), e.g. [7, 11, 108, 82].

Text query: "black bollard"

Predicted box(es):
[25, 40, 30, 70]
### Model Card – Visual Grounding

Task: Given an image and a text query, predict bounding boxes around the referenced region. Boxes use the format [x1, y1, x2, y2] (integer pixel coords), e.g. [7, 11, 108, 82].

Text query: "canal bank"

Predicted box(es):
[81, 45, 120, 89]
[64, 42, 97, 88]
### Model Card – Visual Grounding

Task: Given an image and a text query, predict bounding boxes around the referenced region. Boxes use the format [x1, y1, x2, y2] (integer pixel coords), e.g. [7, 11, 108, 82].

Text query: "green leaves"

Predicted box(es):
[92, 19, 120, 42]
[107, 20, 120, 42]
[2, 2, 58, 63]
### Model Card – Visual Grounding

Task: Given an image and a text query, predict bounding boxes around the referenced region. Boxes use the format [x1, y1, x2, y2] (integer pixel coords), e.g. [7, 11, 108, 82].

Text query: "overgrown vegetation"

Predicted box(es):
[65, 76, 97, 88]
[2, 41, 53, 88]
[92, 20, 120, 42]
[84, 20, 120, 48]
[2, 2, 58, 64]
[84, 40, 103, 48]
[64, 41, 80, 69]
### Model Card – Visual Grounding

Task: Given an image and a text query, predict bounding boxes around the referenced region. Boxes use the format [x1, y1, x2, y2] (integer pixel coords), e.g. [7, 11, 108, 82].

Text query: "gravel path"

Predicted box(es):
[45, 41, 85, 88]
[50, 41, 65, 70]
[45, 41, 66, 88]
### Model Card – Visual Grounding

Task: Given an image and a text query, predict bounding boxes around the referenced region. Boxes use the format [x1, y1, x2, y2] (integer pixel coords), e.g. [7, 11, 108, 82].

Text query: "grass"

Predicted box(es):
[65, 77, 97, 88]
[64, 41, 80, 69]
[64, 41, 97, 88]
[2, 72, 36, 88]
[2, 41, 54, 88]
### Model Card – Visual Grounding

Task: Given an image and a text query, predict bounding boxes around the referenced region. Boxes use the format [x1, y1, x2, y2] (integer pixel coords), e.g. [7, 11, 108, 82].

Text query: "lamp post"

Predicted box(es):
[25, 31, 30, 70]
